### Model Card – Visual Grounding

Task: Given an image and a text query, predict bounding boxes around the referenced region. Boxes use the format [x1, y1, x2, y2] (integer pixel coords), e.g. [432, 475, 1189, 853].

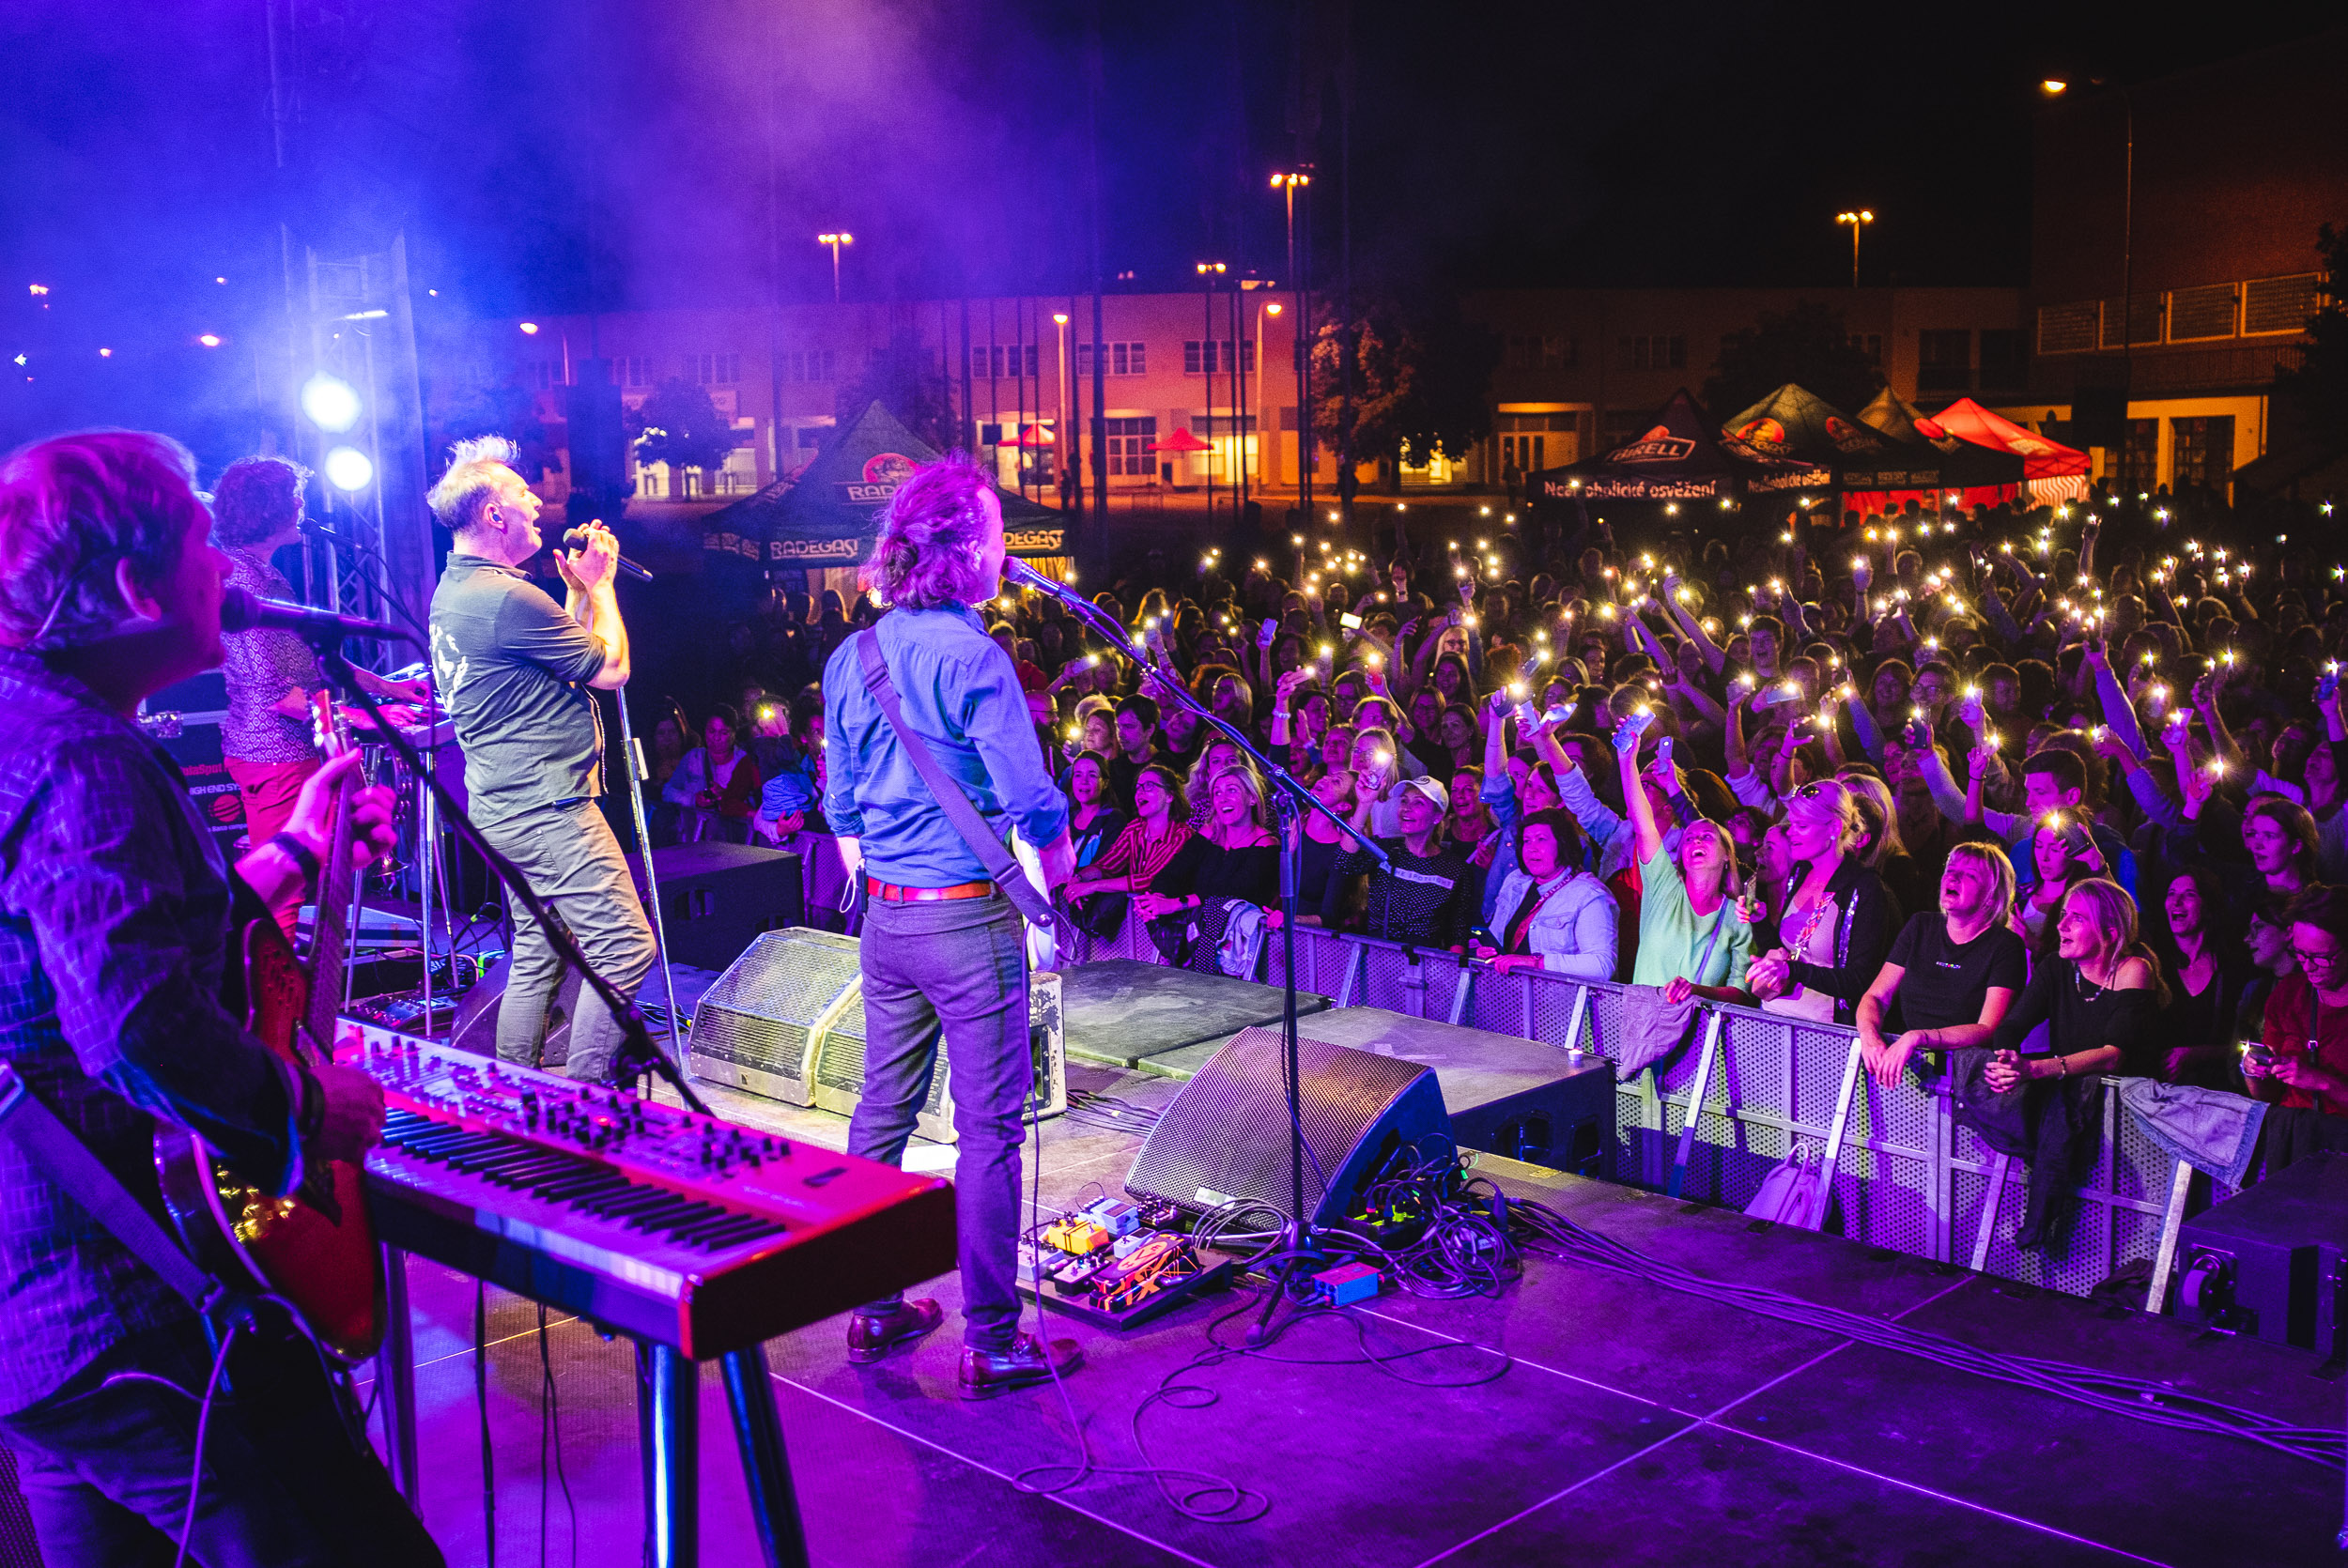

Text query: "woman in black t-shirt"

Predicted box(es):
[1983, 877, 2168, 1087]
[1855, 841, 2029, 1086]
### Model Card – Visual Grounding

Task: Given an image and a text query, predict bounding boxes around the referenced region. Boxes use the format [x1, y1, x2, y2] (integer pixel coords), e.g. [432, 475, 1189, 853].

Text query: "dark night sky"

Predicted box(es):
[1, 0, 2340, 385]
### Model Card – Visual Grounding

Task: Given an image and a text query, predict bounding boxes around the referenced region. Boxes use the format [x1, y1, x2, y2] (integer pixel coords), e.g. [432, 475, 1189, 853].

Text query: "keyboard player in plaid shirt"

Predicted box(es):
[0, 432, 442, 1565]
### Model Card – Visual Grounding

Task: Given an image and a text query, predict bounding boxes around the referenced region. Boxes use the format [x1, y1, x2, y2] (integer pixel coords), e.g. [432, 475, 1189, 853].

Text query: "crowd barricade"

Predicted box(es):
[784, 844, 2219, 1301]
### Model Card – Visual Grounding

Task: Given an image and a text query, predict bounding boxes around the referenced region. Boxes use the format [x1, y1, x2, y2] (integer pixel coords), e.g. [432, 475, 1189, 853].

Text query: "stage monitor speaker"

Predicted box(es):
[687, 928, 1065, 1143]
[1124, 1025, 1450, 1228]
[1266, 1007, 1615, 1179]
[686, 929, 864, 1107]
[627, 841, 805, 972]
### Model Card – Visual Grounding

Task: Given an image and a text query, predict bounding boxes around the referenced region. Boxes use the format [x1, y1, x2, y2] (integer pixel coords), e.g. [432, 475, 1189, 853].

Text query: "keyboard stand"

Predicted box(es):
[374, 1245, 812, 1568]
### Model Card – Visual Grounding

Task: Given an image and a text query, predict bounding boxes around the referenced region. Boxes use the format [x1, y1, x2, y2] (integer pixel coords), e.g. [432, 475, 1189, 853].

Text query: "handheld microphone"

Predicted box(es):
[560, 527, 654, 581]
[220, 588, 409, 644]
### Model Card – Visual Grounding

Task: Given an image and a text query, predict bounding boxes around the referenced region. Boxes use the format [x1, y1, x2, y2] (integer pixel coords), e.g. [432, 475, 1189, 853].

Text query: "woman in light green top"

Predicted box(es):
[1611, 716, 1756, 997]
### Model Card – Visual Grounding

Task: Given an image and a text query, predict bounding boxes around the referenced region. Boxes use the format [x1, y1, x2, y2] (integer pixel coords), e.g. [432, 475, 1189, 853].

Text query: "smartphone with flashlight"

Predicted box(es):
[1258, 618, 1278, 650]
[2321, 663, 2340, 702]
[1339, 611, 1364, 631]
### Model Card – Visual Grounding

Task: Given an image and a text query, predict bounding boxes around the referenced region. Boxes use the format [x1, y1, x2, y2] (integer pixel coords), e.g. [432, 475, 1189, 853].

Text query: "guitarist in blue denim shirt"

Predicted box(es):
[822, 453, 1081, 1401]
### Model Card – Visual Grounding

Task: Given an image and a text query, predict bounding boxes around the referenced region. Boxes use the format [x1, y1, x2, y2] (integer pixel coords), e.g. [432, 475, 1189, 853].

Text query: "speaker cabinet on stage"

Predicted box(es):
[2176, 1151, 2348, 1348]
[626, 841, 804, 972]
[1263, 1007, 1615, 1179]
[1123, 1025, 1450, 1228]
[687, 928, 1064, 1143]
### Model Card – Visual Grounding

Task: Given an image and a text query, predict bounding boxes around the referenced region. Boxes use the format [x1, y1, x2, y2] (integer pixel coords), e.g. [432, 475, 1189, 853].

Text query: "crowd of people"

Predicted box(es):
[643, 482, 2348, 1117]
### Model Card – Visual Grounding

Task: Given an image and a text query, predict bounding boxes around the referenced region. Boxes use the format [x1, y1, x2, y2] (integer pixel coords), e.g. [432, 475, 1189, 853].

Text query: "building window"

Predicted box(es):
[2171, 415, 2235, 493]
[1847, 333, 1882, 363]
[2100, 295, 2164, 350]
[1182, 340, 1252, 375]
[971, 345, 1040, 380]
[2168, 284, 2238, 343]
[1978, 331, 2024, 390]
[2117, 418, 2159, 496]
[687, 352, 740, 385]
[527, 360, 562, 390]
[784, 350, 836, 382]
[607, 356, 653, 388]
[1616, 334, 1685, 371]
[1917, 330, 1970, 392]
[1104, 416, 1157, 477]
[2244, 273, 2320, 335]
[2036, 302, 2100, 356]
[1507, 334, 1576, 369]
[1075, 341, 1148, 377]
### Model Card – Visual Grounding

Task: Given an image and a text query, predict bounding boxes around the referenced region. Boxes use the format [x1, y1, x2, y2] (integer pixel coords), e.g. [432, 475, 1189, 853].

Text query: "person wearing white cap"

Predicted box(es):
[1324, 769, 1483, 950]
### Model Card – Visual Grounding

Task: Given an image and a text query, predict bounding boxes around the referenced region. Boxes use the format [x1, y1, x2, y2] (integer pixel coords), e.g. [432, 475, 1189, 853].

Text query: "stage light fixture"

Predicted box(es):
[301, 374, 362, 434]
[323, 446, 375, 492]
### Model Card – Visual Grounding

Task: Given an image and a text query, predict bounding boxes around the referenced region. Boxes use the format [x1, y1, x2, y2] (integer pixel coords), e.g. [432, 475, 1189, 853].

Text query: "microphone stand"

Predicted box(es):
[1008, 566, 1387, 1343]
[309, 635, 713, 1118]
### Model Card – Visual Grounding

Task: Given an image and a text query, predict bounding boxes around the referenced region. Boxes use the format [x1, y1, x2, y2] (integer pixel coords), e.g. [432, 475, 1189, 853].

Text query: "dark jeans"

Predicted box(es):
[481, 798, 658, 1083]
[0, 1314, 442, 1567]
[848, 892, 1031, 1350]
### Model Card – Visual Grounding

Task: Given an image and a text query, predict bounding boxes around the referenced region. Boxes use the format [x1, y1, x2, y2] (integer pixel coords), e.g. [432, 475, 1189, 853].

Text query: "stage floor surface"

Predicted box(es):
[372, 1052, 2347, 1568]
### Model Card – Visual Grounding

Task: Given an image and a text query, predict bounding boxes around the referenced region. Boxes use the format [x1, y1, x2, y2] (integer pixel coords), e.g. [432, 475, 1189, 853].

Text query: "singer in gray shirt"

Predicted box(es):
[425, 437, 653, 1084]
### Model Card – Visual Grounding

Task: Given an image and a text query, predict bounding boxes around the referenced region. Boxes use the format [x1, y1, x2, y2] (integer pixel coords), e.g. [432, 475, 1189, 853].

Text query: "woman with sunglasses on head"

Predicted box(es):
[1745, 777, 1896, 1024]
[2244, 884, 2348, 1116]
[1982, 877, 2166, 1090]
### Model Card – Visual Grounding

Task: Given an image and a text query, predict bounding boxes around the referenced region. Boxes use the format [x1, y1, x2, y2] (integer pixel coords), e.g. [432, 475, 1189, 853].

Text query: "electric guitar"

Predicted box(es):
[154, 694, 383, 1361]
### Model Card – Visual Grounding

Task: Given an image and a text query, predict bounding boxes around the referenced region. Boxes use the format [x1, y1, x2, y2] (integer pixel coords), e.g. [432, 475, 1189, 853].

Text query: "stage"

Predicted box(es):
[361, 1054, 2344, 1568]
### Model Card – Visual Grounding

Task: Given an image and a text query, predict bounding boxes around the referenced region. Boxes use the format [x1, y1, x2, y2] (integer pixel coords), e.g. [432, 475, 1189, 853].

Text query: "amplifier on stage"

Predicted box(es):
[626, 841, 804, 971]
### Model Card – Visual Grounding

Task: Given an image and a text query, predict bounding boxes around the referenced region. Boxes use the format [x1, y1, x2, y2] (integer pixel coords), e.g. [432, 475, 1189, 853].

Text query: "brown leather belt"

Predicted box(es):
[865, 877, 997, 903]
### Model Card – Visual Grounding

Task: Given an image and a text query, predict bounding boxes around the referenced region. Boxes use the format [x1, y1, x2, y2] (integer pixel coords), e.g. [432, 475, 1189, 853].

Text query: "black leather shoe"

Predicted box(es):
[958, 1332, 1083, 1400]
[846, 1299, 942, 1365]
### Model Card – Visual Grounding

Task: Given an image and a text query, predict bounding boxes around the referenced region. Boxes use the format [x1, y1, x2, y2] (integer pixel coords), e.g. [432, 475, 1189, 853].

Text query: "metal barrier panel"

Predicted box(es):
[1045, 917, 2210, 1302]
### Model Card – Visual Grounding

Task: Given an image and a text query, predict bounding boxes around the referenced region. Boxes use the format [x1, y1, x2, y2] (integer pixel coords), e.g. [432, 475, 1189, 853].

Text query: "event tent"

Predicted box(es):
[1532, 389, 1829, 503]
[1720, 383, 1951, 493]
[700, 400, 1066, 572]
[1926, 398, 2091, 506]
[1843, 388, 2026, 512]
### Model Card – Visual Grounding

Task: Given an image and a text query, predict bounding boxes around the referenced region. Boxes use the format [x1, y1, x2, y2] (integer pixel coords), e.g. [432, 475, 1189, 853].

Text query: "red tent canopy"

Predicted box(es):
[1151, 428, 1213, 453]
[1930, 399, 2091, 504]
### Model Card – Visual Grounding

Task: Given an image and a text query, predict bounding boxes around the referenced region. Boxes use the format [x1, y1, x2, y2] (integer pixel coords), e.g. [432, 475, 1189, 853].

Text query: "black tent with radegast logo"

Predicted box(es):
[1720, 382, 1956, 494]
[1531, 388, 1830, 503]
[700, 400, 1066, 574]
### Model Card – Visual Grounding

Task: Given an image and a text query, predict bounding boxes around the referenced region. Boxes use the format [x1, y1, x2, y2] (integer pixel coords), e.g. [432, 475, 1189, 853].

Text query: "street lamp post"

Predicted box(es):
[1835, 210, 1874, 288]
[2042, 76, 2136, 479]
[1053, 312, 1070, 510]
[1273, 170, 1312, 517]
[1197, 261, 1226, 524]
[816, 232, 853, 304]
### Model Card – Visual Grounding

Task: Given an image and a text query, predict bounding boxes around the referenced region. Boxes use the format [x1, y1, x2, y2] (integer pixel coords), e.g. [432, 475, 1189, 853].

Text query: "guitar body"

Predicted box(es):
[154, 698, 384, 1364]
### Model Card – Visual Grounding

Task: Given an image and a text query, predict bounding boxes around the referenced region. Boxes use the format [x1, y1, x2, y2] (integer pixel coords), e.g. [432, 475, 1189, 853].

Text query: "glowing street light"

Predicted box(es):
[2040, 79, 2068, 96]
[197, 334, 223, 348]
[817, 232, 854, 303]
[518, 321, 540, 335]
[1835, 209, 1875, 287]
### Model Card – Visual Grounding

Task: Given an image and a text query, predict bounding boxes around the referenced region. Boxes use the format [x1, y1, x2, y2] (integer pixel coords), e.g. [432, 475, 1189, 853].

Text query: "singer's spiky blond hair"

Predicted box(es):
[426, 435, 519, 537]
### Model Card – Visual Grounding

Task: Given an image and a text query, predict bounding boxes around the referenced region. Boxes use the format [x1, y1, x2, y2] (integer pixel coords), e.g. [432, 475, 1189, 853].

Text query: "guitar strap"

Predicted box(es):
[853, 627, 1075, 949]
[0, 1062, 243, 1319]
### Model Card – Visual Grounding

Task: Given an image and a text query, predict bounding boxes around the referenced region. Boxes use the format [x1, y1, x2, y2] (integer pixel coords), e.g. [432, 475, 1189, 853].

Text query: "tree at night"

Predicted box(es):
[627, 378, 738, 477]
[2276, 223, 2348, 437]
[1311, 296, 1500, 491]
[1703, 300, 1885, 421]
